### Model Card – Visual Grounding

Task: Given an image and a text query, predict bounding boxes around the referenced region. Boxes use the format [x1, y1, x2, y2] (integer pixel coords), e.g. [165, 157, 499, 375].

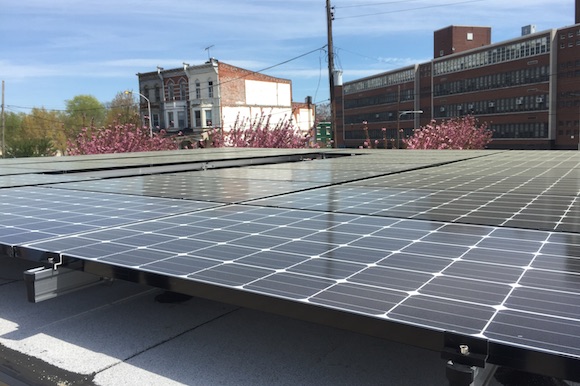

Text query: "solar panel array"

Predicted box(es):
[1, 149, 579, 380]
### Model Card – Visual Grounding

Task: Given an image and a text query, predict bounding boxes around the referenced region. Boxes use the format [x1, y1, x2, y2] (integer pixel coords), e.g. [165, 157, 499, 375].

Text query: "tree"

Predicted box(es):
[64, 95, 105, 140]
[316, 102, 331, 122]
[5, 109, 58, 157]
[6, 137, 57, 158]
[403, 115, 492, 150]
[67, 123, 177, 155]
[3, 111, 24, 143]
[14, 108, 64, 155]
[104, 92, 141, 127]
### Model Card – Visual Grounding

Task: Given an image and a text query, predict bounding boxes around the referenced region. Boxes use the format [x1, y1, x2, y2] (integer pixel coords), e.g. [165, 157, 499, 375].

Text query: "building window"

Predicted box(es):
[179, 80, 187, 100]
[205, 109, 213, 126]
[178, 111, 185, 128]
[194, 110, 201, 127]
[152, 114, 159, 128]
[195, 80, 201, 99]
[155, 87, 160, 102]
[167, 80, 175, 100]
[167, 112, 174, 128]
[208, 81, 214, 98]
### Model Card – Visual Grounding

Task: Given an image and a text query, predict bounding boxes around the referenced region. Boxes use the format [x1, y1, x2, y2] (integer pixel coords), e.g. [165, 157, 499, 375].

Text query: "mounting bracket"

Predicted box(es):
[23, 265, 104, 303]
[442, 332, 496, 386]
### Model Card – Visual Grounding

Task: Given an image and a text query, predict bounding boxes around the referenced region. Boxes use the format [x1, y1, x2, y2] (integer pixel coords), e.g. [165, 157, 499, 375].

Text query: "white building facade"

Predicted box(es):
[137, 59, 315, 136]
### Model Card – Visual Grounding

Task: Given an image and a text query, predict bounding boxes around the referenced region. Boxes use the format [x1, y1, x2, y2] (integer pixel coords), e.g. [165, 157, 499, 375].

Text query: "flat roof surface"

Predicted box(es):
[1, 148, 580, 384]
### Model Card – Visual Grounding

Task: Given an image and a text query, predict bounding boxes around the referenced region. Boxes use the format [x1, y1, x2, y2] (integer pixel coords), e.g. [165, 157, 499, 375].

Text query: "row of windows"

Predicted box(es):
[557, 128, 580, 137]
[560, 40, 580, 49]
[342, 122, 549, 141]
[434, 66, 549, 96]
[491, 122, 548, 139]
[433, 35, 550, 76]
[558, 70, 580, 78]
[166, 79, 188, 101]
[559, 60, 580, 68]
[343, 88, 414, 109]
[558, 91, 580, 99]
[166, 111, 187, 128]
[343, 68, 415, 95]
[435, 95, 548, 118]
[344, 111, 421, 125]
[560, 30, 580, 39]
[344, 127, 415, 141]
[142, 86, 161, 103]
[194, 80, 213, 99]
[142, 79, 214, 102]
[165, 109, 214, 129]
[558, 100, 580, 108]
[558, 120, 580, 128]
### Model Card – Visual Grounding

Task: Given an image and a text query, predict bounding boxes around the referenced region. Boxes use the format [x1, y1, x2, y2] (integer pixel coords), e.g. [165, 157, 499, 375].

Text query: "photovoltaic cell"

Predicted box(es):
[2, 150, 580, 380]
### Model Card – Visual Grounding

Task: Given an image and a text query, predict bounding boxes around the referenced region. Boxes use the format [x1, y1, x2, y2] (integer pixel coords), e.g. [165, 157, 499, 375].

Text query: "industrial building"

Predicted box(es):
[333, 2, 580, 149]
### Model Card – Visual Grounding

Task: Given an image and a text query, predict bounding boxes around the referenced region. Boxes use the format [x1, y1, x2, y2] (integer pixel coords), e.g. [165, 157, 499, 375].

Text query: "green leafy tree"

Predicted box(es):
[8, 108, 64, 156]
[3, 110, 24, 140]
[104, 92, 141, 127]
[6, 137, 57, 158]
[64, 95, 105, 140]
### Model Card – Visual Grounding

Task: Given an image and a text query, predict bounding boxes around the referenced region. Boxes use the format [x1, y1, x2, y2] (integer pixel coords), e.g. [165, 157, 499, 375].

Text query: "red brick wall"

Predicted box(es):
[218, 62, 291, 106]
[434, 26, 491, 57]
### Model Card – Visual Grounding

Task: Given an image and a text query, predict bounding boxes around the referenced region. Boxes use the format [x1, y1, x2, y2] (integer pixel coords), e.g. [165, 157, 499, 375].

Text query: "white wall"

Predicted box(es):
[293, 107, 315, 134]
[221, 106, 291, 129]
[245, 80, 291, 106]
[221, 105, 314, 136]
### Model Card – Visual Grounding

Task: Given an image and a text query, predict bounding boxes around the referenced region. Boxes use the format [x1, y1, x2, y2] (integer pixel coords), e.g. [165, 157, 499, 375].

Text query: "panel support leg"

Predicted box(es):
[446, 361, 474, 386]
[445, 360, 497, 386]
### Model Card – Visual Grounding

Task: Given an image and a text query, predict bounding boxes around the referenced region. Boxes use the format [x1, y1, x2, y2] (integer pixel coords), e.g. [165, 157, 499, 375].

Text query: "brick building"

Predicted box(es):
[137, 59, 315, 135]
[334, 5, 580, 149]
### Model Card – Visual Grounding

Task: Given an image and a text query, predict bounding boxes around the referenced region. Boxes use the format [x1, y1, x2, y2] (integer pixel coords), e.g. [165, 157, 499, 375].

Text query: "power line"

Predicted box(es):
[191, 46, 327, 96]
[335, 0, 424, 9]
[7, 46, 327, 114]
[335, 0, 486, 20]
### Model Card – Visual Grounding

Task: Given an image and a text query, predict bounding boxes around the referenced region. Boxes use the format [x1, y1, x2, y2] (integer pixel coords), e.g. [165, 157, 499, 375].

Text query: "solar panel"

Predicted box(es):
[250, 152, 580, 233]
[0, 186, 221, 255]
[1, 149, 580, 381]
[13, 204, 580, 358]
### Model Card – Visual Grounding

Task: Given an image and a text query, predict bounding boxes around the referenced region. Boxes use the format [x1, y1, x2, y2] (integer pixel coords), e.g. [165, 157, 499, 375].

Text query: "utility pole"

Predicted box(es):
[1, 80, 5, 158]
[326, 0, 336, 147]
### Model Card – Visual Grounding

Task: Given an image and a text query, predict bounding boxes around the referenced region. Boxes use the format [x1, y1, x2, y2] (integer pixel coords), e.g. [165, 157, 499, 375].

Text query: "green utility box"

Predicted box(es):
[316, 122, 333, 146]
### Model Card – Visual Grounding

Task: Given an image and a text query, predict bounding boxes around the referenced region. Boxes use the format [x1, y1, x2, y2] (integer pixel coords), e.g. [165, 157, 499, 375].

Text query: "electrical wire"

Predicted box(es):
[7, 46, 327, 115]
[312, 49, 324, 104]
[335, 0, 486, 20]
[335, 0, 425, 9]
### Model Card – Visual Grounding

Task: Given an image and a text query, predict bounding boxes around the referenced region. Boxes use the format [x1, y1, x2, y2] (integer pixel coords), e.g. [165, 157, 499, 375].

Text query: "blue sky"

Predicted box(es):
[0, 0, 574, 113]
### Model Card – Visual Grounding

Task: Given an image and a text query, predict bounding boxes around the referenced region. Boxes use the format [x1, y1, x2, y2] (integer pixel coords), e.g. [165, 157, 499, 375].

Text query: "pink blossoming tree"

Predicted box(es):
[67, 124, 178, 155]
[403, 115, 492, 150]
[204, 113, 309, 149]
